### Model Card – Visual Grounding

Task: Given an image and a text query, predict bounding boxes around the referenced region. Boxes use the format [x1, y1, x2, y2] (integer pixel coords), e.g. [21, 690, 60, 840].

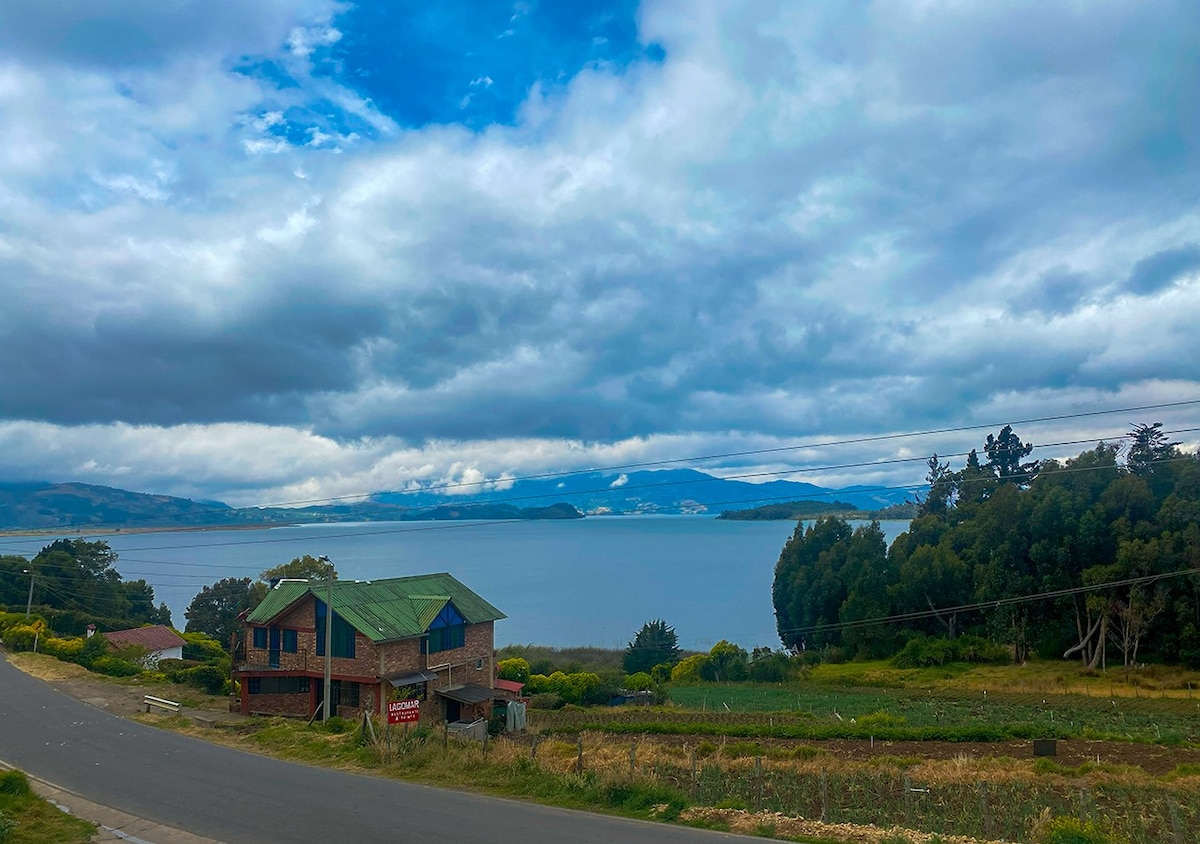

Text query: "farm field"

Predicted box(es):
[523, 663, 1200, 842]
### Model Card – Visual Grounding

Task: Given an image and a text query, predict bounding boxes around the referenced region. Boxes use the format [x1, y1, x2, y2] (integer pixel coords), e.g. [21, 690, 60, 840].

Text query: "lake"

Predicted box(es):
[14, 517, 910, 651]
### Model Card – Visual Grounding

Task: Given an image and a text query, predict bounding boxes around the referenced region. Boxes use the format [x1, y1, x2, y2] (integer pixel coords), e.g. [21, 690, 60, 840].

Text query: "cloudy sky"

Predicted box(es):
[1, 0, 1198, 508]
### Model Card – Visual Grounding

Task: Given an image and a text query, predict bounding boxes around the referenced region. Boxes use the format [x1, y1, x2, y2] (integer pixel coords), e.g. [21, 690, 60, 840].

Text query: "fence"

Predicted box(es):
[502, 732, 1200, 843]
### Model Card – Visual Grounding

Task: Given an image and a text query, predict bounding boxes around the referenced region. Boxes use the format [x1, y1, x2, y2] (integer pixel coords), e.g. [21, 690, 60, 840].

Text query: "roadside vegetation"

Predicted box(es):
[0, 769, 95, 844]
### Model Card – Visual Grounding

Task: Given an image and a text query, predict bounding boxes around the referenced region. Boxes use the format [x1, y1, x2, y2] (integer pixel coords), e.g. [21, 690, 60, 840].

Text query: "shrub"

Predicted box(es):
[39, 636, 84, 661]
[89, 655, 142, 678]
[497, 657, 531, 683]
[670, 654, 710, 683]
[178, 664, 227, 695]
[181, 631, 227, 662]
[892, 634, 1009, 668]
[0, 809, 14, 842]
[528, 693, 564, 710]
[623, 672, 654, 691]
[0, 624, 39, 652]
[0, 770, 31, 797]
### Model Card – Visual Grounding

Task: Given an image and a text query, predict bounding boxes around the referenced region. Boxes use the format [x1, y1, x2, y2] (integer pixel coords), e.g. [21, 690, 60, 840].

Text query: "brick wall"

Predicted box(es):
[246, 691, 310, 717]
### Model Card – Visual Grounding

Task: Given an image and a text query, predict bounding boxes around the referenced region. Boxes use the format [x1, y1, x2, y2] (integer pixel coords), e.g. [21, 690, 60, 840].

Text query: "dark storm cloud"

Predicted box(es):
[2, 0, 1200, 503]
[1126, 245, 1200, 296]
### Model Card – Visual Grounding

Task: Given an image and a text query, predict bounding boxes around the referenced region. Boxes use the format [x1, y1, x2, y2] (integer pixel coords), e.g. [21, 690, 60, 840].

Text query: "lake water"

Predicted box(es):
[13, 517, 910, 651]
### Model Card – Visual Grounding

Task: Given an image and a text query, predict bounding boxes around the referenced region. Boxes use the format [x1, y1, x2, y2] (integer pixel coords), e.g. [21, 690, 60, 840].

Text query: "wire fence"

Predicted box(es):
[505, 731, 1200, 843]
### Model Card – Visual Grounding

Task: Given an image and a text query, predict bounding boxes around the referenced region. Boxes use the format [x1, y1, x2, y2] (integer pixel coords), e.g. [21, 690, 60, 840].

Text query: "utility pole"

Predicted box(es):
[23, 570, 34, 619]
[319, 556, 334, 721]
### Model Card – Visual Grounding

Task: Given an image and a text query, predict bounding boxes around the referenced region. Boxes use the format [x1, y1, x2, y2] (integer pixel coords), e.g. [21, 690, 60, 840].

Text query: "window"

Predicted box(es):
[330, 680, 359, 709]
[421, 602, 466, 654]
[282, 629, 298, 653]
[252, 627, 267, 649]
[314, 599, 355, 659]
[248, 677, 310, 695]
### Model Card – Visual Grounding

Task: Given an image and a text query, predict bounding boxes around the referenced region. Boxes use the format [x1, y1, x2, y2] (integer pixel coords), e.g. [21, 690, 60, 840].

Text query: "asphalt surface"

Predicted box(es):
[0, 654, 755, 843]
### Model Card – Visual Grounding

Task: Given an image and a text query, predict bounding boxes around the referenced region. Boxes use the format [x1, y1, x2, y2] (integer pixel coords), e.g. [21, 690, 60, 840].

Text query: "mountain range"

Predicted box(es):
[0, 470, 914, 532]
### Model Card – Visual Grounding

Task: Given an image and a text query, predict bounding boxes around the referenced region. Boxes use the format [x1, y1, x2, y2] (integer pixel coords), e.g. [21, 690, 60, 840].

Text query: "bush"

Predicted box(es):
[892, 634, 1009, 668]
[670, 654, 709, 683]
[0, 809, 14, 842]
[0, 624, 39, 652]
[39, 636, 84, 661]
[0, 770, 31, 797]
[89, 655, 142, 678]
[527, 693, 563, 710]
[177, 664, 227, 695]
[181, 631, 227, 662]
[497, 657, 531, 683]
[623, 672, 654, 691]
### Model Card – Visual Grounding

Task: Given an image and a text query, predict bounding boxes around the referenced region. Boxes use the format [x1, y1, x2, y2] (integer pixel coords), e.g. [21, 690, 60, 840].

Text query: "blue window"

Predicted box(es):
[252, 627, 267, 649]
[422, 602, 466, 654]
[282, 629, 298, 653]
[315, 598, 355, 659]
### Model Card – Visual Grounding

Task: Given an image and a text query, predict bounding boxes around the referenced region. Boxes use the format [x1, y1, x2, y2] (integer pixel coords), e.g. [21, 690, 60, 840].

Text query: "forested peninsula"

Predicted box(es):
[772, 424, 1200, 668]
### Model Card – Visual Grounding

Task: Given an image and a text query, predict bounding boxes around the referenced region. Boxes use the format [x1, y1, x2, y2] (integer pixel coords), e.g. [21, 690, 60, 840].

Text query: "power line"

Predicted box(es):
[7, 398, 1198, 535]
[3, 418, 1193, 547]
[776, 567, 1200, 638]
[0, 443, 1192, 561]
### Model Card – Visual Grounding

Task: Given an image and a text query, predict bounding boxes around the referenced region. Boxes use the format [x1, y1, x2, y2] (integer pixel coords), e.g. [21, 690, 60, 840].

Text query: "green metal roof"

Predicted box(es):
[245, 573, 505, 643]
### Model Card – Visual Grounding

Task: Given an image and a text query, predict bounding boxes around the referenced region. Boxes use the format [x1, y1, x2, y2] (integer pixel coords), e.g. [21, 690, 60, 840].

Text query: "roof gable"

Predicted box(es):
[245, 573, 504, 642]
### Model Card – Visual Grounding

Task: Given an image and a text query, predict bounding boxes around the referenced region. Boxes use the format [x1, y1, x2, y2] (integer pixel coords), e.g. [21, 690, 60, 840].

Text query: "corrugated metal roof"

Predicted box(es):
[435, 683, 496, 705]
[102, 625, 185, 652]
[244, 573, 505, 643]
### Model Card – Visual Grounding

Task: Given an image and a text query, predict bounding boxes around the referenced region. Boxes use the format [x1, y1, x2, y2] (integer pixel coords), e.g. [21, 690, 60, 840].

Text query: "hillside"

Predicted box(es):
[0, 467, 913, 532]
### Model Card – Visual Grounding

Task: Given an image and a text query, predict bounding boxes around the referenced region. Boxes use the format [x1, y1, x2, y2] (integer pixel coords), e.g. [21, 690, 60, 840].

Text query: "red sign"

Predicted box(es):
[387, 699, 420, 724]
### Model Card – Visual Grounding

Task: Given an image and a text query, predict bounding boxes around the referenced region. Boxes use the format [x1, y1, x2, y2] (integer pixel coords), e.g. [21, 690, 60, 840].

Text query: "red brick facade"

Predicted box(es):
[235, 593, 496, 723]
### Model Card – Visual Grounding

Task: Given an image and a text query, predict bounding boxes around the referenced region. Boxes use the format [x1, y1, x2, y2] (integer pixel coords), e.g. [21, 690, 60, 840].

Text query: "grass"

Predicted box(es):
[8, 651, 229, 710]
[0, 770, 95, 844]
[659, 668, 1200, 745]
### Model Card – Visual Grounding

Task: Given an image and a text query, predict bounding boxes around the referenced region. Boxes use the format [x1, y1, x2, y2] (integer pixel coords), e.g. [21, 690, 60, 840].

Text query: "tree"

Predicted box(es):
[30, 539, 129, 619]
[120, 579, 172, 627]
[1125, 422, 1180, 477]
[701, 640, 748, 682]
[984, 425, 1040, 486]
[184, 578, 267, 650]
[917, 453, 954, 516]
[260, 555, 336, 583]
[623, 619, 680, 675]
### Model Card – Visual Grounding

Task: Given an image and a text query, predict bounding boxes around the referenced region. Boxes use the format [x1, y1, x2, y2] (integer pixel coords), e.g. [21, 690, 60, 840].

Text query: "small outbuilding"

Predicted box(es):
[102, 625, 186, 667]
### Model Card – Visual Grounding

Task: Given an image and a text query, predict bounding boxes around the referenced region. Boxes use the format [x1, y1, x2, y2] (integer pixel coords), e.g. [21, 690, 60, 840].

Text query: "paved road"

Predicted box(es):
[0, 654, 754, 843]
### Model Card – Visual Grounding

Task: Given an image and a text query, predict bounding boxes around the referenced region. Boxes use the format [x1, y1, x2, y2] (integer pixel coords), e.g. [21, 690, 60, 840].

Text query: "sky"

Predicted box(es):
[1, 0, 1198, 509]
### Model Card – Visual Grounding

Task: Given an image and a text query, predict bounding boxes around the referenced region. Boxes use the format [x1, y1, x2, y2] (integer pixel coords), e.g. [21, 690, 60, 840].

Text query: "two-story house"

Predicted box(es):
[234, 573, 505, 723]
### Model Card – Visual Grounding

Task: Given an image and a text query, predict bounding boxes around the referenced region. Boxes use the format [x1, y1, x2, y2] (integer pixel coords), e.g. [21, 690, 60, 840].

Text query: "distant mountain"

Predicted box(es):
[372, 467, 914, 515]
[0, 468, 912, 532]
[0, 482, 240, 531]
[0, 482, 583, 532]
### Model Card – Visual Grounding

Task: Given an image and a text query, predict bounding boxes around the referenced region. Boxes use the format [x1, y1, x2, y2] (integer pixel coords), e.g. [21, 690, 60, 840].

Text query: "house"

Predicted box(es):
[233, 573, 506, 723]
[102, 625, 186, 667]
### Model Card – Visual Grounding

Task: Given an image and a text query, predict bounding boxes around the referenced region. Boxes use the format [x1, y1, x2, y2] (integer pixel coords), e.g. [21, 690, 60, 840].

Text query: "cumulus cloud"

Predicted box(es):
[1, 0, 1198, 503]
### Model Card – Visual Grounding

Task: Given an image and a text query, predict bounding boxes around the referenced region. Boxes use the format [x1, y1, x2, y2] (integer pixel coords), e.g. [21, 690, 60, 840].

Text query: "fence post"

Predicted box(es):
[978, 781, 992, 839]
[904, 774, 912, 826]
[1168, 798, 1184, 844]
[754, 756, 762, 812]
[531, 735, 538, 761]
[575, 733, 584, 774]
[820, 769, 829, 823]
[690, 750, 698, 801]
